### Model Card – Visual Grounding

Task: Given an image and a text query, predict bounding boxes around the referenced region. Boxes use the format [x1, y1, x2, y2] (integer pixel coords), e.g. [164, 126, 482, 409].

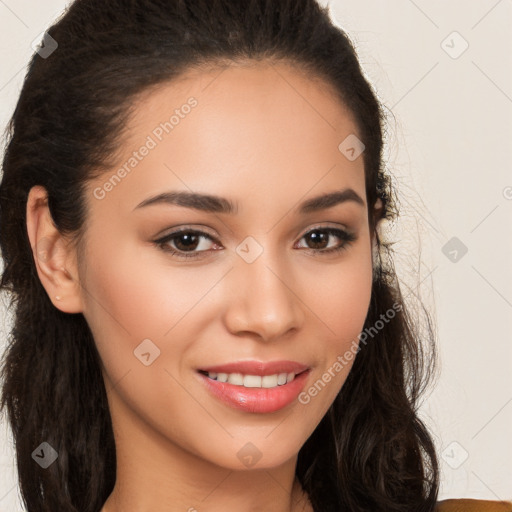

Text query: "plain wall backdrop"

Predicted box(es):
[1, 0, 511, 509]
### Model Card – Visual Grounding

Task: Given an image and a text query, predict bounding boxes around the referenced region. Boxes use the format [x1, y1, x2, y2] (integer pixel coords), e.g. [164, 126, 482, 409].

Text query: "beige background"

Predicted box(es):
[1, 0, 511, 509]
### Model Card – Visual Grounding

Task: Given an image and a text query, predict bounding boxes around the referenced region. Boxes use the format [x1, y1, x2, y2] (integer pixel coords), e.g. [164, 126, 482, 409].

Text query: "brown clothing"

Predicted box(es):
[436, 499, 512, 511]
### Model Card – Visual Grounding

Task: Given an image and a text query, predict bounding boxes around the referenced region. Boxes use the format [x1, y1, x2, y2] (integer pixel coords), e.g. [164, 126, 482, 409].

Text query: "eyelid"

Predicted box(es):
[302, 222, 350, 233]
[154, 224, 219, 239]
[155, 222, 350, 241]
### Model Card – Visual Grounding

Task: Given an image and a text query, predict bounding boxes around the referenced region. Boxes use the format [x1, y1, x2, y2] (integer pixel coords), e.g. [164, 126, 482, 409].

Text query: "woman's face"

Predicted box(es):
[77, 61, 374, 470]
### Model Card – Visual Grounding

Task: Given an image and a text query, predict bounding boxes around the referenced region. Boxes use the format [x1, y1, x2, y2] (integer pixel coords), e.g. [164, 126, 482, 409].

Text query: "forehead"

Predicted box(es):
[130, 59, 360, 140]
[86, 60, 366, 216]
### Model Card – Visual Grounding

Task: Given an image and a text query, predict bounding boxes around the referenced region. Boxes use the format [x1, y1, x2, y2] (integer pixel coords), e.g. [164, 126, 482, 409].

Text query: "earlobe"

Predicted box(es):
[373, 197, 383, 219]
[371, 198, 383, 242]
[25, 185, 84, 314]
[371, 199, 384, 280]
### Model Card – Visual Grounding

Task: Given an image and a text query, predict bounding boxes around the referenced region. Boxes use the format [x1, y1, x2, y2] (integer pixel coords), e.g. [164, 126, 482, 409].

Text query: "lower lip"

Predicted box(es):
[197, 370, 311, 413]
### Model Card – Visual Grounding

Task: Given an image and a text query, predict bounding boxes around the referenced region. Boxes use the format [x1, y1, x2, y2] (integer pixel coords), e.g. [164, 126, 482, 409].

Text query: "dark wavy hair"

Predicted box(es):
[0, 0, 439, 511]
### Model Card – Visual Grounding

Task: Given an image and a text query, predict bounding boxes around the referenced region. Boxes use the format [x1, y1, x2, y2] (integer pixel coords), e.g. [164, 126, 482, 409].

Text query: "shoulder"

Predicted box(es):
[436, 499, 512, 511]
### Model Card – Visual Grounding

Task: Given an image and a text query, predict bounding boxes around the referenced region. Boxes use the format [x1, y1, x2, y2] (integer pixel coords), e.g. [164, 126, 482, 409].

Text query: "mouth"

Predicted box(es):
[197, 369, 308, 389]
[195, 360, 311, 413]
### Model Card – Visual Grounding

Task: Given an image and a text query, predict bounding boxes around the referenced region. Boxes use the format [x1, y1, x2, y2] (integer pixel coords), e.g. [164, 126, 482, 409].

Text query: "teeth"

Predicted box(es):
[205, 371, 297, 388]
[261, 375, 277, 388]
[228, 373, 244, 386]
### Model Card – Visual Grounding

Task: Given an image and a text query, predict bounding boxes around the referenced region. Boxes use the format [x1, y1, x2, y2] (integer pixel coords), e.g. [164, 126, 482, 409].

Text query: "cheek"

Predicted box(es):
[305, 246, 373, 342]
[77, 239, 174, 384]
[78, 242, 203, 427]
[300, 244, 373, 402]
[78, 237, 229, 407]
[80, 237, 212, 341]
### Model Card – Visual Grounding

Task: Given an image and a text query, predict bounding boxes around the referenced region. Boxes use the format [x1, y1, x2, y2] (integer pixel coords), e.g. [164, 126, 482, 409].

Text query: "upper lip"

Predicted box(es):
[198, 360, 310, 376]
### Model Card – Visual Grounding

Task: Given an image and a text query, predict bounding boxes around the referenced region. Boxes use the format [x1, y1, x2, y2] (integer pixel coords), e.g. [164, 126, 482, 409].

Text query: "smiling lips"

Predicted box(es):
[197, 360, 311, 413]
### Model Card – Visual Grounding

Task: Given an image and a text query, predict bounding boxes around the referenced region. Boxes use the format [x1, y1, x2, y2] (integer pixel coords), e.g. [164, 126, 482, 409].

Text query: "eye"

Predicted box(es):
[295, 227, 356, 254]
[153, 226, 357, 260]
[154, 228, 219, 259]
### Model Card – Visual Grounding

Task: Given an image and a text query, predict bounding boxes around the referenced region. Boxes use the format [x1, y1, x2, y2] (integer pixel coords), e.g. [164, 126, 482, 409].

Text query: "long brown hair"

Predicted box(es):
[0, 1, 439, 510]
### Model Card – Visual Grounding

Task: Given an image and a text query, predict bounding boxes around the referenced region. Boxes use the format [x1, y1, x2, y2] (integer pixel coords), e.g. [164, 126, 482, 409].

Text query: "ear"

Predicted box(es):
[373, 197, 383, 217]
[371, 197, 384, 246]
[26, 185, 84, 313]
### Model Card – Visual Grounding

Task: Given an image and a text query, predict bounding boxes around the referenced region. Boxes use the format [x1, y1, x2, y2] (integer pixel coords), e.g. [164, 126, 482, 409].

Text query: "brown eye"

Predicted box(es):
[154, 229, 218, 259]
[296, 227, 356, 254]
[172, 232, 201, 251]
[153, 226, 356, 261]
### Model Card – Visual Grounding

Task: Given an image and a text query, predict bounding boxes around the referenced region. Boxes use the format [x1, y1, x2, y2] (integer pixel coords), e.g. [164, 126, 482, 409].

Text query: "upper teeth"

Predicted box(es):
[207, 372, 296, 388]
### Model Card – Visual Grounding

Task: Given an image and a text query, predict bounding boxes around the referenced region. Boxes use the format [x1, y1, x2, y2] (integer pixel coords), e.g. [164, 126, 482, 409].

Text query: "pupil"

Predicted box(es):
[175, 233, 199, 251]
[308, 231, 327, 249]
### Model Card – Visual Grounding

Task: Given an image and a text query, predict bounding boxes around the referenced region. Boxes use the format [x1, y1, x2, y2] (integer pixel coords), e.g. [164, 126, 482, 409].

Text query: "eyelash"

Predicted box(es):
[153, 226, 357, 260]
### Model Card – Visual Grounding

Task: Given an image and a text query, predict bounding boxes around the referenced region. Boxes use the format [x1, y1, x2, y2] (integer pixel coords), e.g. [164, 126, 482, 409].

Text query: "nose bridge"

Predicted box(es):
[225, 239, 303, 339]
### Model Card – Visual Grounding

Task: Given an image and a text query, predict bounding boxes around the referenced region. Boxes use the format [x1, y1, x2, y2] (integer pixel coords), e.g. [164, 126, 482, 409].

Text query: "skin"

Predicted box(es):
[26, 60, 381, 512]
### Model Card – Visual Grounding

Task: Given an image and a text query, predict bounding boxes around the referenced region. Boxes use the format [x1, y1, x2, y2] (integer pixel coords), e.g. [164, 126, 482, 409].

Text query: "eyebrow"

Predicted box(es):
[133, 188, 365, 214]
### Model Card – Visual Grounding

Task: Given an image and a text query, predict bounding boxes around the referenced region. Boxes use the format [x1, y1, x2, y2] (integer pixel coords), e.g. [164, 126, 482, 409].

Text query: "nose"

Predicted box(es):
[222, 249, 305, 342]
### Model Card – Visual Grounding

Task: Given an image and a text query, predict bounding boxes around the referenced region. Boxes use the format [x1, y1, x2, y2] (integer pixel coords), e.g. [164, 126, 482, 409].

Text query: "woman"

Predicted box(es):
[0, 0, 510, 511]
